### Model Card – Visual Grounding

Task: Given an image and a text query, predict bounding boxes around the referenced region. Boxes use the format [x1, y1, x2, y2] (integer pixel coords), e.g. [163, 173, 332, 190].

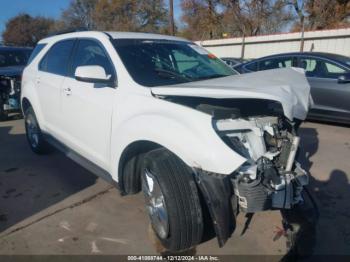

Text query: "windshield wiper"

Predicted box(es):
[154, 68, 193, 81]
[198, 74, 229, 80]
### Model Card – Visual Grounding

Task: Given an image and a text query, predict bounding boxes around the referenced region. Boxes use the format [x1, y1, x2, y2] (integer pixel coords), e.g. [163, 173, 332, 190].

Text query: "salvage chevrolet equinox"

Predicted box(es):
[21, 31, 315, 253]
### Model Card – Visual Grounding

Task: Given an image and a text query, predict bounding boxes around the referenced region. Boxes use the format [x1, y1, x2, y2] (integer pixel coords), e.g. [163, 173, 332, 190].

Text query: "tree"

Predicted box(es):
[2, 14, 54, 47]
[181, 0, 224, 40]
[180, 0, 295, 40]
[290, 0, 350, 31]
[54, 0, 97, 30]
[137, 1, 169, 32]
[92, 0, 168, 32]
[221, 0, 294, 37]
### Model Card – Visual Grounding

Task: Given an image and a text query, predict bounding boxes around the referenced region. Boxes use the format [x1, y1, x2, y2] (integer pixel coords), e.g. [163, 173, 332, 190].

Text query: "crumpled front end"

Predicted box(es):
[195, 113, 310, 246]
[152, 68, 314, 247]
[215, 116, 308, 212]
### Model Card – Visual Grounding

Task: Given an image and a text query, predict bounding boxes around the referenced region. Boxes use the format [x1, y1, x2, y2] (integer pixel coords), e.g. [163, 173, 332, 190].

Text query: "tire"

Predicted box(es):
[24, 107, 50, 154]
[0, 96, 7, 121]
[142, 148, 203, 252]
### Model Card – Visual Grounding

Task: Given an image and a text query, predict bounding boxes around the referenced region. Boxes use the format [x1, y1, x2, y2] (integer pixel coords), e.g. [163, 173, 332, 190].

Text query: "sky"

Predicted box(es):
[0, 0, 71, 34]
[0, 0, 183, 37]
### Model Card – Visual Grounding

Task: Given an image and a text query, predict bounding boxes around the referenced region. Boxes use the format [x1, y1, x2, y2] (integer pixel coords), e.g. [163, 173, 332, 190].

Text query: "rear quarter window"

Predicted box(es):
[27, 44, 46, 65]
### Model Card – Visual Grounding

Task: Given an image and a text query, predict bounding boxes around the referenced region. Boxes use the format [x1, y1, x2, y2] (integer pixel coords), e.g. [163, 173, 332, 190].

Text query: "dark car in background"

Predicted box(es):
[0, 46, 32, 120]
[234, 52, 350, 124]
[221, 57, 246, 68]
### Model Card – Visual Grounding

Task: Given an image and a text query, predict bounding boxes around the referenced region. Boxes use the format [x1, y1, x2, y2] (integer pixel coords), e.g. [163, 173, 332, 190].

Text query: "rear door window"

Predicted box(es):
[39, 39, 75, 76]
[299, 57, 347, 79]
[259, 57, 295, 71]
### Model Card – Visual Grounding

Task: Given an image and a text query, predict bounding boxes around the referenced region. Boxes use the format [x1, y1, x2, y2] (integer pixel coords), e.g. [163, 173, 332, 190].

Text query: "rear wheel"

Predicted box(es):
[142, 148, 203, 252]
[24, 107, 50, 154]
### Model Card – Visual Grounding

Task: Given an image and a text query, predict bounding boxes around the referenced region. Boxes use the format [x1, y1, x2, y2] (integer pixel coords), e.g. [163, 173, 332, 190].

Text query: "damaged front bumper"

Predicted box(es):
[193, 115, 311, 247]
[194, 164, 309, 247]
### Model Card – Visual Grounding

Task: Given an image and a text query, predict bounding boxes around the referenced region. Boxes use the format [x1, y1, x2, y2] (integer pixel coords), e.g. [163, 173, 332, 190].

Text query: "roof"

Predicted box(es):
[239, 52, 350, 68]
[263, 52, 350, 60]
[39, 31, 189, 44]
[0, 46, 32, 51]
[106, 31, 188, 42]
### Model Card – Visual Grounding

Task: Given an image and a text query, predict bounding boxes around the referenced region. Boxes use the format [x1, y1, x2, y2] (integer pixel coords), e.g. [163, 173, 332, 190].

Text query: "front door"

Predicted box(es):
[60, 39, 116, 170]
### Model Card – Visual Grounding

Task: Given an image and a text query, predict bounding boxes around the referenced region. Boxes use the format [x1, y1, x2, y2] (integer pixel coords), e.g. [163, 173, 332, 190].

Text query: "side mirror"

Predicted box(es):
[75, 65, 112, 84]
[338, 73, 350, 84]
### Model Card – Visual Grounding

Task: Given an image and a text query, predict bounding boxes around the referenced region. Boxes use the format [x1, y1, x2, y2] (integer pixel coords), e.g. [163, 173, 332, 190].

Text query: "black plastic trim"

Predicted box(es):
[193, 169, 236, 247]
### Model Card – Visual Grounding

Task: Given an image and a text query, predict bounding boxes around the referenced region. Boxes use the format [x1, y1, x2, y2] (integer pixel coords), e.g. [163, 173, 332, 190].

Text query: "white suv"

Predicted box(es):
[21, 31, 314, 252]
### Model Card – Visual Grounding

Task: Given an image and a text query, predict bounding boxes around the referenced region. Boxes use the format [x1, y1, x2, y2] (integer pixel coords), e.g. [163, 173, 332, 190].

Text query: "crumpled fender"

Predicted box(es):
[110, 95, 247, 181]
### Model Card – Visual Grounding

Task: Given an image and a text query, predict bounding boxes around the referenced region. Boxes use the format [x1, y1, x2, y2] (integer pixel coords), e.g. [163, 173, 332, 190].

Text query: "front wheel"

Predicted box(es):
[24, 107, 50, 154]
[142, 148, 203, 252]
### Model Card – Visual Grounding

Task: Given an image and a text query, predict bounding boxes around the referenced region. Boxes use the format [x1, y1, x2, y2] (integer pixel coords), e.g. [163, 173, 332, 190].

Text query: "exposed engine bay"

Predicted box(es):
[0, 75, 21, 119]
[216, 115, 308, 212]
[168, 96, 308, 213]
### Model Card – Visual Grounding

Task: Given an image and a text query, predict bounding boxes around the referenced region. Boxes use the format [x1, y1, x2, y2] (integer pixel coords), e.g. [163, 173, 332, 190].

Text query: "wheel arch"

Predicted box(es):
[118, 140, 220, 246]
[21, 97, 32, 114]
[117, 140, 161, 195]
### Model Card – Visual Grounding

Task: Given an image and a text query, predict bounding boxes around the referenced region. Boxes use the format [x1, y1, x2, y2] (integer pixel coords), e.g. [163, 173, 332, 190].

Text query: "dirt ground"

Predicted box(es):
[0, 118, 349, 259]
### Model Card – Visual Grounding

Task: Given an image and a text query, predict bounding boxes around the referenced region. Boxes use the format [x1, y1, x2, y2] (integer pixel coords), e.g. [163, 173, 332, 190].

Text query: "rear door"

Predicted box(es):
[297, 56, 350, 121]
[60, 38, 116, 169]
[36, 39, 75, 134]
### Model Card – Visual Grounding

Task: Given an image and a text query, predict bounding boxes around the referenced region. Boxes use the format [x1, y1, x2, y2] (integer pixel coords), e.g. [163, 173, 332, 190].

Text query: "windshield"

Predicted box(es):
[0, 49, 32, 67]
[113, 39, 236, 87]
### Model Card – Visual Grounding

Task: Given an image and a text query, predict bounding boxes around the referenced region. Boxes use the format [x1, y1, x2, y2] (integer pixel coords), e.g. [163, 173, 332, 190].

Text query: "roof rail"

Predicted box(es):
[47, 27, 89, 37]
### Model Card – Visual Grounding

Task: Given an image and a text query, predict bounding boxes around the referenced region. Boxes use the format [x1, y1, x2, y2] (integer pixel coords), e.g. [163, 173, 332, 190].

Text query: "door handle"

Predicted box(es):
[63, 87, 72, 96]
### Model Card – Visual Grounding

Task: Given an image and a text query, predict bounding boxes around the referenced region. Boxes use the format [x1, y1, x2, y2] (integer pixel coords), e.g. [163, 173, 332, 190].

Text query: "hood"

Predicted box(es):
[151, 68, 312, 121]
[0, 66, 25, 78]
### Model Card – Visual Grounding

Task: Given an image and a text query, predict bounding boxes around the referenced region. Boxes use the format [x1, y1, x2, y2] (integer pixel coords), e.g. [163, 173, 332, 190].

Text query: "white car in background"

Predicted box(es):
[21, 31, 314, 253]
